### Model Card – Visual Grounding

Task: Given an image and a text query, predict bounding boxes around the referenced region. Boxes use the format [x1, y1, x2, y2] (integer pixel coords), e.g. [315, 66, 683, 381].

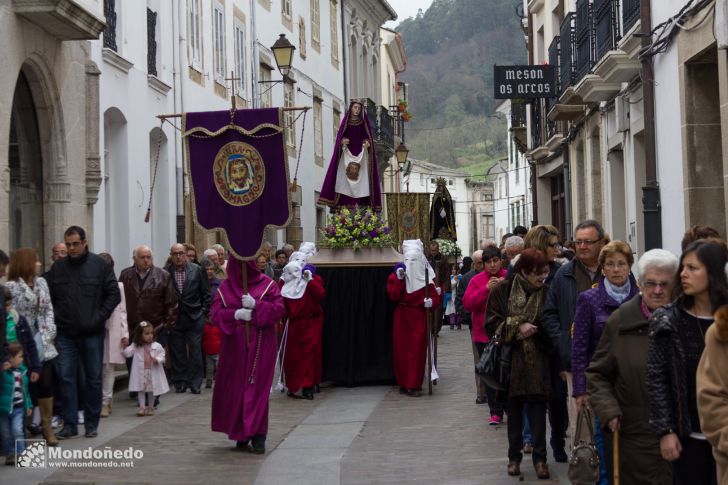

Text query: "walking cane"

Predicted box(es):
[613, 429, 620, 485]
[425, 264, 433, 396]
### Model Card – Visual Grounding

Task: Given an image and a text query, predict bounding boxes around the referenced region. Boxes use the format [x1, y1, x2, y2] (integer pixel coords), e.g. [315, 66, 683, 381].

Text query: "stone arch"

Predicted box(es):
[4, 56, 69, 260]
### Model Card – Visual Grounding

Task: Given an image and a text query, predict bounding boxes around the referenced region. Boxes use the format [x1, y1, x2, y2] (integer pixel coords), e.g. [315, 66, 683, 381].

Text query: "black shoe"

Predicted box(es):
[251, 435, 266, 454]
[314, 384, 321, 394]
[475, 396, 487, 404]
[190, 386, 201, 394]
[175, 385, 186, 393]
[286, 391, 303, 399]
[302, 388, 314, 400]
[27, 423, 42, 436]
[56, 426, 79, 440]
[235, 440, 250, 451]
[85, 427, 98, 438]
[553, 447, 568, 463]
[154, 396, 160, 408]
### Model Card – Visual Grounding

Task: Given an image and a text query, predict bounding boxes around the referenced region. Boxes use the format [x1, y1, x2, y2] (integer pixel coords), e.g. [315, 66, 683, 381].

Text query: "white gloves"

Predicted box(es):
[303, 270, 313, 282]
[242, 294, 256, 309]
[396, 268, 406, 280]
[435, 287, 442, 296]
[234, 308, 252, 322]
[424, 298, 433, 308]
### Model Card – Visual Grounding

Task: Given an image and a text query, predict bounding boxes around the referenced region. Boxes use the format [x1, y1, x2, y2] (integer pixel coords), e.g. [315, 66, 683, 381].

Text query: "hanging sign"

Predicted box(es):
[493, 65, 557, 99]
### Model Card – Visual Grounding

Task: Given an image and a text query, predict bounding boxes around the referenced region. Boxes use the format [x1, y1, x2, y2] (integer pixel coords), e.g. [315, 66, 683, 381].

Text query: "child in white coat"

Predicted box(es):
[123, 322, 169, 416]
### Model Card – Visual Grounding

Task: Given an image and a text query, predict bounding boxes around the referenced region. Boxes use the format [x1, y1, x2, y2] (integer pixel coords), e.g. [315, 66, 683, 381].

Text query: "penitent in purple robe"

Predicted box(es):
[318, 100, 382, 210]
[210, 257, 285, 442]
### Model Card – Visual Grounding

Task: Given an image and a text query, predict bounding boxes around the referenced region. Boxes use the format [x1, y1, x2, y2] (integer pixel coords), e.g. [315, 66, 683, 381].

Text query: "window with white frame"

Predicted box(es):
[314, 96, 323, 164]
[213, 2, 225, 83]
[284, 82, 295, 147]
[298, 17, 307, 58]
[332, 106, 340, 143]
[234, 20, 246, 96]
[259, 64, 272, 107]
[188, 0, 202, 69]
[330, 0, 338, 63]
[311, 0, 320, 47]
[282, 0, 291, 19]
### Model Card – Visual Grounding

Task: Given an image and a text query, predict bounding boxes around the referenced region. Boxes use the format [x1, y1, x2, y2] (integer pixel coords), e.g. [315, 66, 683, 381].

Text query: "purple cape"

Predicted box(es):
[318, 101, 382, 210]
[210, 256, 285, 441]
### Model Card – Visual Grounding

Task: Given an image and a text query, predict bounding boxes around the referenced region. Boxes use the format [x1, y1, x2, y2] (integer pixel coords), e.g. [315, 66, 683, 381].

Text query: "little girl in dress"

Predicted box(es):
[123, 322, 169, 416]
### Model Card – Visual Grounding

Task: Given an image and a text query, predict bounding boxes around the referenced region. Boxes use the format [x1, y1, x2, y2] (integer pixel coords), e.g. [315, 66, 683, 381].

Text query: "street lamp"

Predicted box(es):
[271, 33, 296, 81]
[395, 142, 409, 166]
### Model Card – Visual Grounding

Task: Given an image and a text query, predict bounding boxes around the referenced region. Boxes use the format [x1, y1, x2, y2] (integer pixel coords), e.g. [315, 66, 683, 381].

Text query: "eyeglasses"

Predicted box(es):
[171, 252, 186, 256]
[603, 261, 629, 269]
[642, 281, 671, 290]
[547, 242, 560, 248]
[574, 239, 602, 247]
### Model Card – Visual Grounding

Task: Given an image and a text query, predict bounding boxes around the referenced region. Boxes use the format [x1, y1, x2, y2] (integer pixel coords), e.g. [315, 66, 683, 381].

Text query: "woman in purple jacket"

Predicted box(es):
[572, 240, 638, 484]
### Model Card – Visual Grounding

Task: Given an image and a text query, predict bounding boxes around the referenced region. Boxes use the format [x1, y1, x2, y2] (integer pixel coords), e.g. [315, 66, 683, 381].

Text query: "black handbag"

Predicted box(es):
[474, 321, 511, 391]
[568, 407, 600, 485]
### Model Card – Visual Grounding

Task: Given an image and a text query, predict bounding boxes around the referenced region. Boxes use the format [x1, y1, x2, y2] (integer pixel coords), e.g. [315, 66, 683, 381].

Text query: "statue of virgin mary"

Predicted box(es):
[317, 100, 382, 210]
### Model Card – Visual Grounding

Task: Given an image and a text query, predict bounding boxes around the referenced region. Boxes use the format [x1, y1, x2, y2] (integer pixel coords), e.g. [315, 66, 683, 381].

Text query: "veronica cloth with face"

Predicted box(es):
[318, 101, 381, 210]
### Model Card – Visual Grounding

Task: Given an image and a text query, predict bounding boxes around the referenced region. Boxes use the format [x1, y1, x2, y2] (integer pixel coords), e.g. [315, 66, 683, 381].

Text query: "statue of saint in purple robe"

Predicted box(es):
[318, 100, 382, 210]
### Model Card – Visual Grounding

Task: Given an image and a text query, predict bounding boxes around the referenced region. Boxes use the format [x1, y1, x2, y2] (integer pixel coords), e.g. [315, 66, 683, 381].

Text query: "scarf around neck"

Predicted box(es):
[604, 278, 631, 304]
[506, 274, 546, 364]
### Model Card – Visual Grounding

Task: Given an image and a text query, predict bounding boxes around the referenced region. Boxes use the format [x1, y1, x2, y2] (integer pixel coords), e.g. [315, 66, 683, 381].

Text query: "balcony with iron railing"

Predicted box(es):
[363, 98, 395, 172]
[574, 0, 594, 83]
[510, 99, 528, 151]
[528, 100, 550, 160]
[546, 13, 584, 121]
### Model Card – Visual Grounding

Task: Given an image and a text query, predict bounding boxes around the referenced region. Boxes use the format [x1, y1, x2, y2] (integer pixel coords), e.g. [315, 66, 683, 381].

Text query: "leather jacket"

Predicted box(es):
[118, 265, 178, 334]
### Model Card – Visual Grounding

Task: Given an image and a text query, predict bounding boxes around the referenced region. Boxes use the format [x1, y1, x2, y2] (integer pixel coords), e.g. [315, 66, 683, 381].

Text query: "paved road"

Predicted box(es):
[0, 328, 569, 484]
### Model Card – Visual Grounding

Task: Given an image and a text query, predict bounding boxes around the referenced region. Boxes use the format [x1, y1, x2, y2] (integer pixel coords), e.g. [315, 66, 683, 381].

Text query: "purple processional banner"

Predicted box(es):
[183, 108, 292, 260]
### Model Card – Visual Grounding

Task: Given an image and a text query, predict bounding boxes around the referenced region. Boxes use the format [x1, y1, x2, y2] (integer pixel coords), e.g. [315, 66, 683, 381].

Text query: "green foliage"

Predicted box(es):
[396, 0, 525, 167]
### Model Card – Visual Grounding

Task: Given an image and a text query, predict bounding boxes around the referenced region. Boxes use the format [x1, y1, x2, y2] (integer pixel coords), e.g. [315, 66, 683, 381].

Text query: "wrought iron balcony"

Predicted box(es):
[559, 13, 576, 94]
[147, 8, 157, 76]
[364, 98, 394, 151]
[594, 0, 620, 61]
[622, 0, 640, 33]
[103, 0, 117, 50]
[530, 100, 543, 150]
[548, 36, 561, 95]
[575, 0, 594, 82]
[511, 100, 527, 128]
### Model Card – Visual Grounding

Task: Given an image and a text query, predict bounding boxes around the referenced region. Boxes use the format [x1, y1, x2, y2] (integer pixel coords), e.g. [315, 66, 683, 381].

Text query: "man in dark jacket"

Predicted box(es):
[455, 250, 485, 403]
[46, 226, 121, 439]
[166, 244, 210, 394]
[118, 244, 178, 367]
[542, 219, 606, 461]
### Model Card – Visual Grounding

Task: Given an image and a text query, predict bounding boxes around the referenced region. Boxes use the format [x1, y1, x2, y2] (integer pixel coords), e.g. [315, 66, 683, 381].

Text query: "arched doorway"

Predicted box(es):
[8, 72, 45, 259]
[103, 107, 129, 267]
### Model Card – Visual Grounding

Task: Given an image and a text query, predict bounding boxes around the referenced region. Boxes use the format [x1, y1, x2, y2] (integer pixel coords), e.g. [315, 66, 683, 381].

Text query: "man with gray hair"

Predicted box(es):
[282, 243, 294, 259]
[454, 249, 488, 403]
[203, 248, 226, 280]
[503, 235, 524, 265]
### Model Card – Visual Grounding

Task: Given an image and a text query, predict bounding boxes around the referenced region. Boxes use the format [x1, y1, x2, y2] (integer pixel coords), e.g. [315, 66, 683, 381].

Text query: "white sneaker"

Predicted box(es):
[78, 410, 85, 424]
[52, 415, 63, 428]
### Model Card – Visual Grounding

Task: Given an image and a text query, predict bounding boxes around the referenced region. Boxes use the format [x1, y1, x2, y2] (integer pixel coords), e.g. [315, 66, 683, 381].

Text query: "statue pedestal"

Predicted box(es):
[309, 247, 401, 386]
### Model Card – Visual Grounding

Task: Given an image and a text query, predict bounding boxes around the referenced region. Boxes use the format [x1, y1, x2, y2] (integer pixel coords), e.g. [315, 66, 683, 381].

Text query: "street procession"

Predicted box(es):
[1, 0, 728, 484]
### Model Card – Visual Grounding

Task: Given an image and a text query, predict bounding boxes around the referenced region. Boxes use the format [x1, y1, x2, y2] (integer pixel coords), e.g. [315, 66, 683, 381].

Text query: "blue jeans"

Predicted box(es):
[594, 416, 608, 485]
[522, 407, 533, 444]
[55, 332, 104, 431]
[0, 406, 26, 455]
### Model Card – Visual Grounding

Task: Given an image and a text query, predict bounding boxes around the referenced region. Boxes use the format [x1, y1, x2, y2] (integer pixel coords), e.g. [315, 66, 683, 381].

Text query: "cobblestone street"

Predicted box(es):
[1, 329, 569, 485]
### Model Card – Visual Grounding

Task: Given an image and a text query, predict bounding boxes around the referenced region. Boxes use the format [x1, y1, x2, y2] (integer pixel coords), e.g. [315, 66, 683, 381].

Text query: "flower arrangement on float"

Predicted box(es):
[321, 206, 394, 249]
[433, 238, 462, 259]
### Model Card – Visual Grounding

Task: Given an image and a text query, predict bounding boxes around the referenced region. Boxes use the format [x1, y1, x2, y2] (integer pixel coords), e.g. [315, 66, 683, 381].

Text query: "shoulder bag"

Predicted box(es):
[568, 406, 600, 485]
[474, 320, 511, 391]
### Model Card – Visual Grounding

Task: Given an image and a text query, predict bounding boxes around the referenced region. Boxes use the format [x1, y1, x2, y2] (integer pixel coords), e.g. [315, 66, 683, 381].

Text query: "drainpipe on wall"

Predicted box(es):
[176, 0, 187, 241]
[563, 140, 573, 238]
[640, 0, 662, 250]
[250, 0, 258, 108]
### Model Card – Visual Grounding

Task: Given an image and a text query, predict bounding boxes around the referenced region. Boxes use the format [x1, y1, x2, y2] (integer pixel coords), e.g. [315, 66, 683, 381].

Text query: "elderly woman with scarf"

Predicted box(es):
[571, 241, 638, 484]
[210, 256, 285, 454]
[387, 240, 442, 397]
[279, 245, 326, 400]
[485, 249, 552, 480]
[586, 249, 678, 485]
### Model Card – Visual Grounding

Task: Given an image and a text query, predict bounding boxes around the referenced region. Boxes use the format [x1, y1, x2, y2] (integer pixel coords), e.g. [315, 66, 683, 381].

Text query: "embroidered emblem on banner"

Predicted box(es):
[213, 141, 266, 206]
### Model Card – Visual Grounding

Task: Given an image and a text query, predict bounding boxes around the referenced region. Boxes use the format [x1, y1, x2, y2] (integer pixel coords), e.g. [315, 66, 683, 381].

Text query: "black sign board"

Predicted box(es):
[493, 65, 557, 99]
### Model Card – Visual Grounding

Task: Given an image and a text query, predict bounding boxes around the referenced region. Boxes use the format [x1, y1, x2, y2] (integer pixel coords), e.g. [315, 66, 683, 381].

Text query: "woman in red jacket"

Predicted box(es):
[464, 245, 507, 424]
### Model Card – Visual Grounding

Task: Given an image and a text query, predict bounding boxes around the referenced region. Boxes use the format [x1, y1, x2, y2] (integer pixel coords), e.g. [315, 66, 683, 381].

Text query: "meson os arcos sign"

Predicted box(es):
[493, 65, 557, 99]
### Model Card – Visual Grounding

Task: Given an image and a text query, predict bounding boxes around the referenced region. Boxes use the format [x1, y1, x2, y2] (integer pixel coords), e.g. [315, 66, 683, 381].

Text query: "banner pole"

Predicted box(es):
[242, 262, 249, 345]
